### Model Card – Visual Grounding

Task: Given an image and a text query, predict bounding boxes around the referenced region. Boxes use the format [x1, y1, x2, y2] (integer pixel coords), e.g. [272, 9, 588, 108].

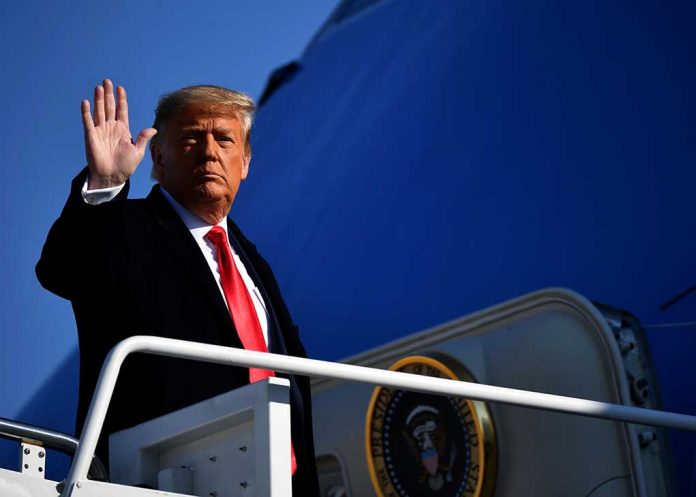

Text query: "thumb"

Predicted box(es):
[134, 128, 157, 155]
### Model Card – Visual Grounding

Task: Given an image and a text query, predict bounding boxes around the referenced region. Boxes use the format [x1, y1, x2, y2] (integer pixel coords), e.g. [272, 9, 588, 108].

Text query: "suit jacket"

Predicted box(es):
[36, 170, 319, 496]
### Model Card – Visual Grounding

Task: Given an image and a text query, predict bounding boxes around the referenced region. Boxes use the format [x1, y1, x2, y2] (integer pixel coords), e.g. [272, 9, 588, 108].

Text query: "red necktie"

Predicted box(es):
[206, 226, 297, 474]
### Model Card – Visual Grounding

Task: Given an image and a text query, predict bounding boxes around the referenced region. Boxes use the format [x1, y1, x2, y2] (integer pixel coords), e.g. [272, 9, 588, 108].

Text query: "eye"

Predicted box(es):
[215, 136, 235, 147]
[181, 135, 197, 144]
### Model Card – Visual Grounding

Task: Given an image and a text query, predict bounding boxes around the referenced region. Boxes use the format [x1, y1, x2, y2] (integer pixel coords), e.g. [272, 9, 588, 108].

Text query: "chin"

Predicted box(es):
[188, 185, 233, 213]
[193, 183, 227, 201]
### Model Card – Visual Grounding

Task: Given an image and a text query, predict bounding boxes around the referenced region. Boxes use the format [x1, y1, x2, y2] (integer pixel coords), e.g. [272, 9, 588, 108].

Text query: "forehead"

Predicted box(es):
[171, 103, 242, 130]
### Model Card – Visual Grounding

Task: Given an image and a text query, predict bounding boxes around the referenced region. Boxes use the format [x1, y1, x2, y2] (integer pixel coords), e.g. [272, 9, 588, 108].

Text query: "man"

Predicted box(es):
[36, 80, 319, 495]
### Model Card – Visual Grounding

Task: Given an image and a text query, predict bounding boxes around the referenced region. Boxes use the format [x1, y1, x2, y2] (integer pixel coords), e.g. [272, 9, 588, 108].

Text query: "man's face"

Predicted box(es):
[152, 103, 250, 219]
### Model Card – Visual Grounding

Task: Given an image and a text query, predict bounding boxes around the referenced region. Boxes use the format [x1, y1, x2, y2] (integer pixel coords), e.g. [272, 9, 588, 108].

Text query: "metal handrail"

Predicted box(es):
[64, 335, 696, 495]
[0, 417, 108, 481]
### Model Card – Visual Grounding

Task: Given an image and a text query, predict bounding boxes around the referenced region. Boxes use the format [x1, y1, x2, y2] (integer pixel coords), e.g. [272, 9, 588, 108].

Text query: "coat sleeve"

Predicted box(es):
[36, 168, 131, 301]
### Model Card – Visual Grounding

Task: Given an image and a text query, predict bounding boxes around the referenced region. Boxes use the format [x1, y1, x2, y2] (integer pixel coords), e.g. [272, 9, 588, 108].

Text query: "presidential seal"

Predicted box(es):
[365, 355, 497, 497]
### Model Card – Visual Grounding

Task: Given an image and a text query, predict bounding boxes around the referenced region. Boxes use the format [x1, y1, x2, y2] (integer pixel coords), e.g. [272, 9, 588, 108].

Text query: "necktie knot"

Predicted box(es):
[206, 226, 227, 246]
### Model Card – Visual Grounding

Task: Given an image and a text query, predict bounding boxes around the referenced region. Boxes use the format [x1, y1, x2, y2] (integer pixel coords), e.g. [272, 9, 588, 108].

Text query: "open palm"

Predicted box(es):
[82, 79, 156, 189]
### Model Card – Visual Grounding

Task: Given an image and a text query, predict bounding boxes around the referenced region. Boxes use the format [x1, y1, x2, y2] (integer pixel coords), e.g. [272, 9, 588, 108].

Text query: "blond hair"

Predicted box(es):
[150, 85, 255, 154]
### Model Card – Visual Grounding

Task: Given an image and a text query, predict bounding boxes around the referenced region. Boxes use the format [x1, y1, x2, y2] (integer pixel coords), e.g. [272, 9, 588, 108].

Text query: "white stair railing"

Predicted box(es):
[64, 335, 696, 495]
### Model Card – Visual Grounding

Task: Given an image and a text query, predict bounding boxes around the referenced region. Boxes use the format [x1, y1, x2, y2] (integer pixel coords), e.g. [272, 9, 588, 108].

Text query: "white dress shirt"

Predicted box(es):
[82, 179, 270, 344]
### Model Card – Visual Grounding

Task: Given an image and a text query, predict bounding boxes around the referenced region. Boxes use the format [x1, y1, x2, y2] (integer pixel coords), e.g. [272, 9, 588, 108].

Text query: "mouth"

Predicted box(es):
[194, 171, 223, 182]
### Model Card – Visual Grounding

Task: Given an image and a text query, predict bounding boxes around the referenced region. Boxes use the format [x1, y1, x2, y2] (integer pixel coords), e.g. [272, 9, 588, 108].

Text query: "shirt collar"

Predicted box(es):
[159, 187, 228, 242]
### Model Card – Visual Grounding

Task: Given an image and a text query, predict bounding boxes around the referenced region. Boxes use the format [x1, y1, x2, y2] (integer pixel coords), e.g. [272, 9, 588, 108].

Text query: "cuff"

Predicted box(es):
[81, 176, 126, 205]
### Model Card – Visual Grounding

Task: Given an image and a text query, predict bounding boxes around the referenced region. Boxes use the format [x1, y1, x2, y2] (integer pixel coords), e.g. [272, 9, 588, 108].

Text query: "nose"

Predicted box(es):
[202, 133, 218, 161]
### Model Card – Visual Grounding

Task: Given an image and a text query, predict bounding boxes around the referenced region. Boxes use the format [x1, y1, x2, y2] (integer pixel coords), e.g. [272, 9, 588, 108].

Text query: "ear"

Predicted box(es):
[151, 143, 164, 181]
[241, 152, 251, 180]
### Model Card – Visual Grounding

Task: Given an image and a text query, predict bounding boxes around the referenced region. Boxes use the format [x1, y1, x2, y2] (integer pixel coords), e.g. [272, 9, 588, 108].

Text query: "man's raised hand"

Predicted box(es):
[82, 79, 157, 189]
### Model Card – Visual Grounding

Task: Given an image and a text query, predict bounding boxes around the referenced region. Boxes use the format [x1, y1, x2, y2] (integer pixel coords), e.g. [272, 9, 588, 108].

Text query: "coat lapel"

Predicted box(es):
[226, 223, 288, 356]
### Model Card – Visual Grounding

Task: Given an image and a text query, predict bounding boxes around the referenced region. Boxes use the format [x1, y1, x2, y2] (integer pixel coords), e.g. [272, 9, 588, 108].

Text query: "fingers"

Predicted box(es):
[81, 99, 94, 132]
[87, 79, 134, 138]
[116, 85, 129, 126]
[134, 128, 158, 155]
[93, 84, 105, 125]
[104, 79, 116, 121]
[89, 80, 130, 126]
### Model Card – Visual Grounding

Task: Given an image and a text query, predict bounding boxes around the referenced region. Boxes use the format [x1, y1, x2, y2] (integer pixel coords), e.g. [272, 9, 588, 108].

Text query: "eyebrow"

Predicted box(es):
[181, 125, 234, 133]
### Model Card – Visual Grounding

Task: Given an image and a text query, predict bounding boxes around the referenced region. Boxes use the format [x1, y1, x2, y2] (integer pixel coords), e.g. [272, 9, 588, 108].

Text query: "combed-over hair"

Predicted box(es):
[150, 84, 255, 154]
